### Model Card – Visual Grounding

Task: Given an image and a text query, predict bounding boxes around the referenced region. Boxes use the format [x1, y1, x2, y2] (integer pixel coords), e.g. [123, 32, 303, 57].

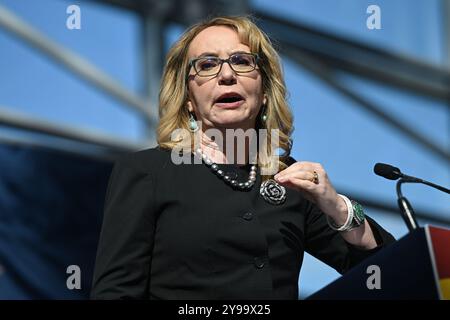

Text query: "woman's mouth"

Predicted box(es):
[214, 94, 245, 108]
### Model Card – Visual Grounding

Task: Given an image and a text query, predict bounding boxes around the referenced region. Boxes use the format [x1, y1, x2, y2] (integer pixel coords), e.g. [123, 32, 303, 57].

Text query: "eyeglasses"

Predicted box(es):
[188, 52, 259, 78]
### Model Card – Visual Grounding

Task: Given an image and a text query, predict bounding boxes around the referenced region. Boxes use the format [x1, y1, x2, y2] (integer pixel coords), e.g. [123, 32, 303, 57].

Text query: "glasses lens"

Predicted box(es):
[192, 54, 257, 77]
[230, 53, 256, 72]
[195, 57, 220, 76]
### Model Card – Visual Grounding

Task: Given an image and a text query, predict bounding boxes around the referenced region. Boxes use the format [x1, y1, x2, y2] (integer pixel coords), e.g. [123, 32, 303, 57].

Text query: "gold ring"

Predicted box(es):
[312, 171, 319, 184]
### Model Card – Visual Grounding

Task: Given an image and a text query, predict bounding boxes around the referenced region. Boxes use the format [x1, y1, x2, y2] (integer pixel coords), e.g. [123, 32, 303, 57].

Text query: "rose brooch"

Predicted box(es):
[259, 179, 286, 205]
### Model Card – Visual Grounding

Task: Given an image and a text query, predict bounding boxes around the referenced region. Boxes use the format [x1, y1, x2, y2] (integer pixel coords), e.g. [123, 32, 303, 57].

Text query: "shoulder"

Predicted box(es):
[114, 145, 172, 174]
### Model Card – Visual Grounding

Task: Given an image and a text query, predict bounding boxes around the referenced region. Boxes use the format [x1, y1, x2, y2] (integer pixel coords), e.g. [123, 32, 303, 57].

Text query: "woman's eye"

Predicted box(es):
[198, 59, 218, 70]
[231, 55, 252, 65]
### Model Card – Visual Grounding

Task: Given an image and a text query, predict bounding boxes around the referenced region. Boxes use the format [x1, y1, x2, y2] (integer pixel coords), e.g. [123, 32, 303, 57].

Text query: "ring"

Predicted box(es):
[312, 171, 319, 184]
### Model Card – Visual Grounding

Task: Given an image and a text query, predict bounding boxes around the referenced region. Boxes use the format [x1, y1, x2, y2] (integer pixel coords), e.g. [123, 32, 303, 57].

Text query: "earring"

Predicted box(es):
[262, 113, 267, 122]
[188, 112, 199, 132]
[261, 105, 267, 123]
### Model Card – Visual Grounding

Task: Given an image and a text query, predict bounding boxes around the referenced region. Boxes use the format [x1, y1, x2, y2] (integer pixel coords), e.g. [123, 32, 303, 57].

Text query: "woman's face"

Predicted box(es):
[186, 26, 266, 131]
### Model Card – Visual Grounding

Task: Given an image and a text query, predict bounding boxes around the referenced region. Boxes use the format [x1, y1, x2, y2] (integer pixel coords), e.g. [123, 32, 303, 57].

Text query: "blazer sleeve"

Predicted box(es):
[90, 154, 156, 299]
[303, 199, 396, 274]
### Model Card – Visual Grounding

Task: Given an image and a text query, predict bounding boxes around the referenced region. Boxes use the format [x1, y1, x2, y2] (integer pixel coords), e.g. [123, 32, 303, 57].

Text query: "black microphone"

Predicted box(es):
[374, 163, 450, 193]
[373, 163, 402, 180]
[373, 163, 450, 232]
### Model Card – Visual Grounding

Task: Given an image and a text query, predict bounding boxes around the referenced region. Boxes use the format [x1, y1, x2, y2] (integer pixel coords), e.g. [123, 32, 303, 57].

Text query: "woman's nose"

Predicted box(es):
[218, 62, 237, 84]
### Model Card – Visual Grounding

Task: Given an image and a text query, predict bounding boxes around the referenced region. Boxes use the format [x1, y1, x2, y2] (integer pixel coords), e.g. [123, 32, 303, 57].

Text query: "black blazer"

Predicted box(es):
[91, 146, 395, 299]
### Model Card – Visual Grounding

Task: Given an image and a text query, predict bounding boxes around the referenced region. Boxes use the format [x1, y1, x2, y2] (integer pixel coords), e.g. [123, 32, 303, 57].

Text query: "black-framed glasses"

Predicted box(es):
[188, 52, 259, 78]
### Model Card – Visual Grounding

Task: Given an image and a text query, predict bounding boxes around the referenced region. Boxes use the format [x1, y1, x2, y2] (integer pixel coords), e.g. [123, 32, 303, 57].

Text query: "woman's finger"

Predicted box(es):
[275, 169, 318, 185]
[275, 161, 319, 179]
[276, 176, 317, 203]
[277, 175, 316, 191]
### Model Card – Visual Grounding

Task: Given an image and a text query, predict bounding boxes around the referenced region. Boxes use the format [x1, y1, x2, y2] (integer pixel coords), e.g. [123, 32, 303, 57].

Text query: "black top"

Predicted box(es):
[90, 146, 395, 300]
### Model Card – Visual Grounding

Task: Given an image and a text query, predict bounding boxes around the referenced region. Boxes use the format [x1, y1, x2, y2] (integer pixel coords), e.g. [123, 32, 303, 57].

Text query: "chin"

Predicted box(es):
[213, 119, 254, 130]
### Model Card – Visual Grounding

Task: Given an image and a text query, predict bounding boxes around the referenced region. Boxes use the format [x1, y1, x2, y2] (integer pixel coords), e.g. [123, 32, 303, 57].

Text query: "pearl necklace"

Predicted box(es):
[194, 148, 257, 190]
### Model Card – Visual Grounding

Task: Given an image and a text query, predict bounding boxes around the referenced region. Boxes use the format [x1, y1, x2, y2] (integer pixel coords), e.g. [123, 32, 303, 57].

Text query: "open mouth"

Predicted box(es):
[216, 96, 243, 103]
[214, 93, 245, 107]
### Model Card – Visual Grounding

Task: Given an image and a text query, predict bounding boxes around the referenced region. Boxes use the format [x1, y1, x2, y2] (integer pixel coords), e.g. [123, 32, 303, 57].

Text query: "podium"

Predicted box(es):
[307, 225, 450, 300]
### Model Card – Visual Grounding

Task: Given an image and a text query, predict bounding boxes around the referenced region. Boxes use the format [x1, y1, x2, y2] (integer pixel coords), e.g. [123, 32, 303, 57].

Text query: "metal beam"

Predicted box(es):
[83, 2, 450, 104]
[88, 0, 250, 24]
[0, 106, 148, 152]
[444, 0, 450, 68]
[86, 0, 151, 14]
[141, 11, 166, 142]
[282, 48, 450, 165]
[0, 132, 124, 162]
[256, 10, 450, 104]
[0, 4, 157, 126]
[442, 0, 450, 181]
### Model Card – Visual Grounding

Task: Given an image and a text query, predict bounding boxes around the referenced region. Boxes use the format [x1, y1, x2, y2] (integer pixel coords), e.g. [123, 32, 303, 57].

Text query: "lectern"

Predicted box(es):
[308, 225, 450, 300]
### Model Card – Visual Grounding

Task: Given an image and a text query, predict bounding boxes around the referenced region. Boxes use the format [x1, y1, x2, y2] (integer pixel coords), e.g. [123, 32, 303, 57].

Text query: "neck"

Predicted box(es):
[196, 125, 256, 166]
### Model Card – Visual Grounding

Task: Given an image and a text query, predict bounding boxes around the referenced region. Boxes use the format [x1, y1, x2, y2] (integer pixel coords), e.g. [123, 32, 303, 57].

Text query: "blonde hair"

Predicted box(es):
[157, 15, 293, 179]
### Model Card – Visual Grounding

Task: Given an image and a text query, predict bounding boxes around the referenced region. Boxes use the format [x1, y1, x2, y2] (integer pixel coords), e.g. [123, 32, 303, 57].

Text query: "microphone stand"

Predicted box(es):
[396, 178, 419, 232]
[395, 175, 449, 232]
[415, 179, 450, 195]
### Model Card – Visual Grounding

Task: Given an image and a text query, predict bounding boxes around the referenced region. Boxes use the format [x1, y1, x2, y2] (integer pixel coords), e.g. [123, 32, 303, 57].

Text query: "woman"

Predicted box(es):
[90, 16, 395, 300]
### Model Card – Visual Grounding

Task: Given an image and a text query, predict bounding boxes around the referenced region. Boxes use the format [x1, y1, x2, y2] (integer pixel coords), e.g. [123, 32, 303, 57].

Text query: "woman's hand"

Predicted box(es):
[274, 161, 378, 249]
[274, 161, 347, 223]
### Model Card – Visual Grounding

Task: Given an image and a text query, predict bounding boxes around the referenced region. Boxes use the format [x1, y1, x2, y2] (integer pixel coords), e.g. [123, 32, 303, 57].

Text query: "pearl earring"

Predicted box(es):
[262, 113, 267, 122]
[261, 105, 267, 123]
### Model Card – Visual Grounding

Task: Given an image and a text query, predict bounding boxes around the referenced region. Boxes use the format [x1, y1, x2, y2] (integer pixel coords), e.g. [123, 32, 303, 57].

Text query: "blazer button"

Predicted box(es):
[242, 212, 253, 221]
[254, 257, 265, 269]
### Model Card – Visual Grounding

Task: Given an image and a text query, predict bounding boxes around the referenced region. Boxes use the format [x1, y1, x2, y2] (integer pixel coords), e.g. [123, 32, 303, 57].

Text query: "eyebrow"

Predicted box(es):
[196, 50, 251, 58]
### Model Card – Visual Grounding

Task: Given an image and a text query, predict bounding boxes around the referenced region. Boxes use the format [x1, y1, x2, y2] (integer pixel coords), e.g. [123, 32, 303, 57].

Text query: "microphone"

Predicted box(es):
[373, 163, 402, 180]
[373, 163, 450, 232]
[374, 163, 450, 193]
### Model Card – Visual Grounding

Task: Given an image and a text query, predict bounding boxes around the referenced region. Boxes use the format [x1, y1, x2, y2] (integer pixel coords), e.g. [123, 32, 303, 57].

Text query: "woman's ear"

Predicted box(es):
[187, 100, 194, 113]
[263, 94, 267, 106]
